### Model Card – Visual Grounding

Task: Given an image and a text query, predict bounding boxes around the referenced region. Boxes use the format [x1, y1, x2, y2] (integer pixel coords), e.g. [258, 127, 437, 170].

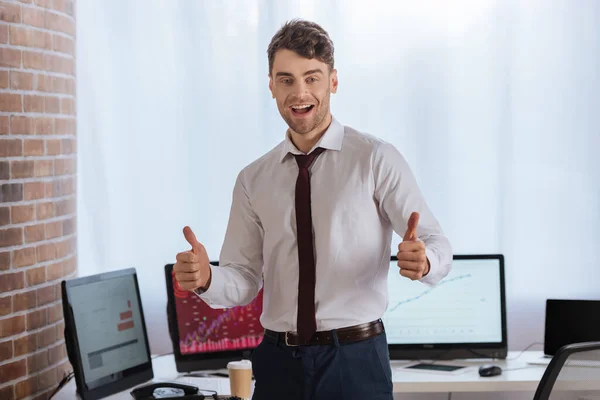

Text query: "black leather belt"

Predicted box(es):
[264, 319, 384, 346]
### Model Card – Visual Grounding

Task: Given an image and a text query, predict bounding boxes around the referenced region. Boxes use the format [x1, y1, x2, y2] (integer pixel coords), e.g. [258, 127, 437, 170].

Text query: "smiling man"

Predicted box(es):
[173, 19, 452, 400]
[269, 49, 334, 149]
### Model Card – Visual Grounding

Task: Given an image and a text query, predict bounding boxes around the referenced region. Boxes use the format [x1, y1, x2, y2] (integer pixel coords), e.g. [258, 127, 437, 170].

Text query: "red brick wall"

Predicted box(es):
[0, 0, 76, 398]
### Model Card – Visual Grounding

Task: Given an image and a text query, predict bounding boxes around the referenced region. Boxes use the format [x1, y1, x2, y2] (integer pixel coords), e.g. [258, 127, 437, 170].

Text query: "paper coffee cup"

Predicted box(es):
[227, 359, 252, 399]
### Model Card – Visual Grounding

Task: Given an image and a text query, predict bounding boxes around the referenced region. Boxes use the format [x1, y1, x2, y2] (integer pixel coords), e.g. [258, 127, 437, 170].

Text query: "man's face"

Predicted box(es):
[269, 49, 338, 135]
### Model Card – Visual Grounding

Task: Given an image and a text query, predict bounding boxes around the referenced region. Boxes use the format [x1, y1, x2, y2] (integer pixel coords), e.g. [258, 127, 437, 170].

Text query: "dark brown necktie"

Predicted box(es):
[294, 147, 325, 341]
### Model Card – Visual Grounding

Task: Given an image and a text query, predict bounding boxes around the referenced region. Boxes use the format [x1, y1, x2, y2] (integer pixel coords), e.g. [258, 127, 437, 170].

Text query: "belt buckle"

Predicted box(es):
[285, 331, 298, 347]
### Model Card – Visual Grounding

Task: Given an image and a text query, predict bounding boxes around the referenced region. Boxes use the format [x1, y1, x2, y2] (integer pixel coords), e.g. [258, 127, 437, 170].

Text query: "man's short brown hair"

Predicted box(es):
[267, 19, 335, 75]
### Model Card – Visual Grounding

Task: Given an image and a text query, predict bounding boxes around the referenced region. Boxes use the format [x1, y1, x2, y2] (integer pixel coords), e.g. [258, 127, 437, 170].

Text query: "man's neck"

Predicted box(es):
[289, 113, 332, 154]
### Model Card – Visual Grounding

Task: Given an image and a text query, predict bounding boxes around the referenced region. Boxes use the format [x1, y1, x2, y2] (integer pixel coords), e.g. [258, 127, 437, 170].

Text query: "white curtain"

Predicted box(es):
[76, 0, 600, 357]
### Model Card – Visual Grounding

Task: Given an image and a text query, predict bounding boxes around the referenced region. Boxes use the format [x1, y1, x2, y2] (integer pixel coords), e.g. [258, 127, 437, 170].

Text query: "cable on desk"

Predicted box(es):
[47, 370, 74, 399]
[151, 351, 174, 359]
[505, 342, 543, 360]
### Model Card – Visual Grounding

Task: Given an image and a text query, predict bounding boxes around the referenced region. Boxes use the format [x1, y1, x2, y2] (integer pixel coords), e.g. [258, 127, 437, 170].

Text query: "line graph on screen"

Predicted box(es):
[388, 274, 472, 312]
[383, 262, 503, 343]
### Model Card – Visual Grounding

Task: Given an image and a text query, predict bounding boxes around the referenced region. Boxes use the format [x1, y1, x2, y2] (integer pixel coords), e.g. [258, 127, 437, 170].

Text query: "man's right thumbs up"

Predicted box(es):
[174, 226, 212, 291]
[183, 226, 204, 255]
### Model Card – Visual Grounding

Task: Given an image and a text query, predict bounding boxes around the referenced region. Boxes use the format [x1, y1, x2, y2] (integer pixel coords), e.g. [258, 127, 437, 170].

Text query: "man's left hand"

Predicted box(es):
[397, 212, 430, 280]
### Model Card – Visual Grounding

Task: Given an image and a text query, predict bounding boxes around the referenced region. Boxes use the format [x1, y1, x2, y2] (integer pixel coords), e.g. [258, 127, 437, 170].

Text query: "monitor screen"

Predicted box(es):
[171, 269, 264, 354]
[544, 299, 600, 356]
[165, 263, 264, 371]
[383, 254, 507, 360]
[62, 268, 153, 399]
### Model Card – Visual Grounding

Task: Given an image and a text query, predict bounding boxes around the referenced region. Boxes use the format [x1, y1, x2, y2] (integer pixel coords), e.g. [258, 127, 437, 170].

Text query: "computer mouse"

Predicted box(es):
[478, 364, 502, 377]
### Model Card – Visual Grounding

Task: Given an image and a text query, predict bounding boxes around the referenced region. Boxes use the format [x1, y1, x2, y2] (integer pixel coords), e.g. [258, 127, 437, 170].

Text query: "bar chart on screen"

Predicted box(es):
[118, 300, 135, 331]
[382, 259, 503, 344]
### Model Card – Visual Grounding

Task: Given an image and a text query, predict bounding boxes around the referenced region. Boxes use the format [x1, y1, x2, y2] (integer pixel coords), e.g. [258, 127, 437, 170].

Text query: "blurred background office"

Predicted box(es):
[0, 0, 598, 399]
[76, 0, 600, 355]
[78, 0, 599, 358]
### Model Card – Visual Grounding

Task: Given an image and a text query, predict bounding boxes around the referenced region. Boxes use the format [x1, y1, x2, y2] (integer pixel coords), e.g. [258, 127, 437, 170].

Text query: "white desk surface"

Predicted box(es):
[54, 350, 550, 399]
[390, 350, 548, 393]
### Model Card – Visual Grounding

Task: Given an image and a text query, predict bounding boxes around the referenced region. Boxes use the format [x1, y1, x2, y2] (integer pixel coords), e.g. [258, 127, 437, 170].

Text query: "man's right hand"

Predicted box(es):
[174, 226, 212, 292]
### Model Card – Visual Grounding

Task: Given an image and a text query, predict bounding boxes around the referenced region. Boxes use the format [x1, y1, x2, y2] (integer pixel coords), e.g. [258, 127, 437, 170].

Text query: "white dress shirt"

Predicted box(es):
[198, 116, 452, 332]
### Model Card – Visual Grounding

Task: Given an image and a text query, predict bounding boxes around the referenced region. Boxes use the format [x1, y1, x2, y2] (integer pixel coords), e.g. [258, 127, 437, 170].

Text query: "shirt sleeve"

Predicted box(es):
[195, 172, 264, 307]
[373, 141, 453, 286]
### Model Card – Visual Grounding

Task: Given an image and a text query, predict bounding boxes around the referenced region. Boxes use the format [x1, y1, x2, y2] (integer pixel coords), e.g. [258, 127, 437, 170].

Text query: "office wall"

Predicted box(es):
[0, 0, 77, 398]
[75, 1, 600, 399]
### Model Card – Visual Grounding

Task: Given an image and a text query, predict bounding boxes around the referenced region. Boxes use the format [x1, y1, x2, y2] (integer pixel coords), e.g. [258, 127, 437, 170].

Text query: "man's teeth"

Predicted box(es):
[292, 105, 312, 109]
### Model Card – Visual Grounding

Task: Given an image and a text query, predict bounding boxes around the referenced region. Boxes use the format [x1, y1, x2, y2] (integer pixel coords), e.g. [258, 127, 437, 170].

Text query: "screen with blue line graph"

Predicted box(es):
[382, 257, 503, 345]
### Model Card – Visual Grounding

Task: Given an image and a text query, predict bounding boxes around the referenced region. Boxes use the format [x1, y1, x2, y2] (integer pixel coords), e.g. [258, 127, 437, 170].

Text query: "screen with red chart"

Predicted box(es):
[171, 271, 264, 354]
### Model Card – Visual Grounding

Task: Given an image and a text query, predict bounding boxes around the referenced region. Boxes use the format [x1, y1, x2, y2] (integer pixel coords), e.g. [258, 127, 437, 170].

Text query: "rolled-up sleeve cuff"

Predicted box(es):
[420, 247, 442, 286]
[194, 265, 227, 308]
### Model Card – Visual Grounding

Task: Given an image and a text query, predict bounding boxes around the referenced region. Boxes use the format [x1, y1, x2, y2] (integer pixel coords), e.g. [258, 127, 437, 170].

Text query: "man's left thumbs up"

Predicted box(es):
[403, 211, 419, 241]
[397, 212, 430, 280]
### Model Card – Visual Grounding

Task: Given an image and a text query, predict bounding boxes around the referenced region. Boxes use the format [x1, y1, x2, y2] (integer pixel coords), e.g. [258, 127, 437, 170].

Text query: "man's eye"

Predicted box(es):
[282, 79, 292, 85]
[307, 77, 317, 83]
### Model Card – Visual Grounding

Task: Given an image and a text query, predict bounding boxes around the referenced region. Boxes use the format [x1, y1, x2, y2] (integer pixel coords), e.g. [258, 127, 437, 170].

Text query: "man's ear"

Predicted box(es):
[330, 69, 339, 94]
[268, 75, 274, 98]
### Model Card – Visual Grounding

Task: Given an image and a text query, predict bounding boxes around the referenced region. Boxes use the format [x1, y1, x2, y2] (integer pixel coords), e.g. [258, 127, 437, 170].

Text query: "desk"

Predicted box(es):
[54, 351, 548, 399]
[390, 350, 548, 393]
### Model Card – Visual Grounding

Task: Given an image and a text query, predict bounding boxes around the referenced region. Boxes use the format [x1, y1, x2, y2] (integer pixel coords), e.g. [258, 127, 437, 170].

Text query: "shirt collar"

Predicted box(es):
[280, 116, 344, 162]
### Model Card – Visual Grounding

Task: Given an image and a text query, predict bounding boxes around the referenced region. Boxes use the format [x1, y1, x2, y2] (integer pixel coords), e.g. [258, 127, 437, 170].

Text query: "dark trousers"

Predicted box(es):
[251, 329, 393, 400]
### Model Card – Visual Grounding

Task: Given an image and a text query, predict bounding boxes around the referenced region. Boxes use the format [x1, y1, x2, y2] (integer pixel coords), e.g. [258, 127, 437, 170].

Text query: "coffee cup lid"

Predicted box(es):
[227, 359, 252, 369]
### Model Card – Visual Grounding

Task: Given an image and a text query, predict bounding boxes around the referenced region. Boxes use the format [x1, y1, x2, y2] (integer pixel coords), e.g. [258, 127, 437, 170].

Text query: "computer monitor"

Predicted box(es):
[383, 254, 508, 360]
[544, 299, 600, 356]
[61, 268, 153, 400]
[164, 263, 264, 372]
